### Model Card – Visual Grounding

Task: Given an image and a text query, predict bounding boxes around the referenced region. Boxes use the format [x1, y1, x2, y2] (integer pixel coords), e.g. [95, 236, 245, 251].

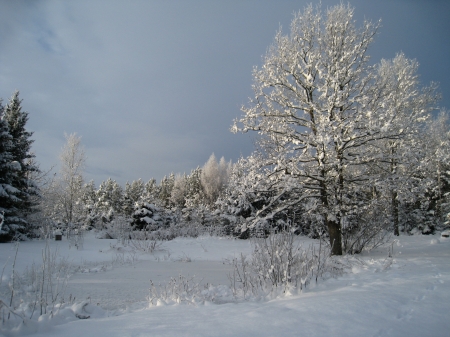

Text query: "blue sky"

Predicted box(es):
[1, 0, 449, 186]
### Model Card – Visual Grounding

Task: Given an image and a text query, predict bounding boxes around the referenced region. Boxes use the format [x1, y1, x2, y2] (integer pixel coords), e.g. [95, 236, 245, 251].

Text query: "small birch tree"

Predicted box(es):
[54, 133, 86, 225]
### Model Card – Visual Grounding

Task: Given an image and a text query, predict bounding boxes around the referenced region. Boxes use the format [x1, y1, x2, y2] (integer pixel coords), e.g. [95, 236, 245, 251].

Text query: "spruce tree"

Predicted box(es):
[0, 101, 21, 240]
[2, 91, 39, 238]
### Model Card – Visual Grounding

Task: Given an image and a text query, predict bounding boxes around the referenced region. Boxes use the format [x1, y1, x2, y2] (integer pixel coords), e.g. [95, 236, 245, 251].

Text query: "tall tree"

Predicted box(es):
[0, 101, 21, 240]
[55, 133, 86, 224]
[159, 174, 175, 207]
[232, 4, 438, 254]
[170, 174, 188, 208]
[185, 167, 203, 207]
[418, 112, 450, 228]
[2, 91, 39, 238]
[95, 178, 124, 218]
[143, 178, 159, 203]
[372, 54, 438, 236]
[123, 179, 145, 216]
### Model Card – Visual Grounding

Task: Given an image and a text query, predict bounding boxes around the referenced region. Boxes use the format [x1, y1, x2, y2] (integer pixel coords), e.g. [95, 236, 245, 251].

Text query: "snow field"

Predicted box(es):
[0, 233, 449, 336]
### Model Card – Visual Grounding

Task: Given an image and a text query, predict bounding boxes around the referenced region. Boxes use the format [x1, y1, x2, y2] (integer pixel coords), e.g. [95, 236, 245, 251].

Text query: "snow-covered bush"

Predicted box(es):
[0, 241, 72, 330]
[98, 215, 132, 244]
[229, 228, 343, 299]
[341, 205, 392, 254]
[148, 275, 205, 306]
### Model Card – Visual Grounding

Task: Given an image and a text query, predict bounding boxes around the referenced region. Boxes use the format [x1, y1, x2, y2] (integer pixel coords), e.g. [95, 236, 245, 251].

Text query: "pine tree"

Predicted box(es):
[185, 167, 202, 207]
[143, 178, 159, 203]
[95, 178, 124, 221]
[159, 174, 175, 207]
[123, 179, 145, 216]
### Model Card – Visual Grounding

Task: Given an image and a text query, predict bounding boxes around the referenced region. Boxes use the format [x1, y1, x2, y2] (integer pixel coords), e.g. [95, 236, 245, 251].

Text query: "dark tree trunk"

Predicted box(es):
[327, 218, 343, 255]
[392, 190, 399, 236]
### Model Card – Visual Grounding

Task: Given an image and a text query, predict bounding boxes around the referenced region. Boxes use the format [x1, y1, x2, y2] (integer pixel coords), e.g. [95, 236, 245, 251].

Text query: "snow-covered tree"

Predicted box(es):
[78, 180, 99, 228]
[416, 112, 450, 232]
[217, 154, 277, 237]
[185, 167, 203, 207]
[52, 133, 86, 225]
[2, 91, 39, 238]
[232, 4, 438, 254]
[123, 179, 145, 216]
[170, 174, 188, 208]
[0, 102, 21, 240]
[95, 178, 124, 219]
[158, 174, 175, 207]
[369, 54, 439, 236]
[200, 154, 231, 206]
[143, 178, 159, 203]
[131, 201, 170, 231]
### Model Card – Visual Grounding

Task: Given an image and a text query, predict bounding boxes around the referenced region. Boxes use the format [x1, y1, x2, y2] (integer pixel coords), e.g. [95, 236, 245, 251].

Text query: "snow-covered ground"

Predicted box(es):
[1, 232, 449, 336]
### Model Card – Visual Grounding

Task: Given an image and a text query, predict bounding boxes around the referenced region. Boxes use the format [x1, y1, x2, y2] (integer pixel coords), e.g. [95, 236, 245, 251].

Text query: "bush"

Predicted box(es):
[229, 229, 344, 299]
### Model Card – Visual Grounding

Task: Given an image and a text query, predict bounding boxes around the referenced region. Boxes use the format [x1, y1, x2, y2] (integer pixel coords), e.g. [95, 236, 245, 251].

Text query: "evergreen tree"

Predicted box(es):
[0, 101, 21, 240]
[95, 178, 124, 220]
[185, 167, 202, 207]
[159, 174, 175, 207]
[79, 180, 99, 228]
[123, 179, 145, 216]
[143, 178, 159, 203]
[1, 92, 39, 239]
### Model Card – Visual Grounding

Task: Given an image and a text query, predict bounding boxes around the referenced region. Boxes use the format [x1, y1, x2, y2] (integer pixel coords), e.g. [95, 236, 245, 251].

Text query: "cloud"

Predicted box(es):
[0, 0, 449, 187]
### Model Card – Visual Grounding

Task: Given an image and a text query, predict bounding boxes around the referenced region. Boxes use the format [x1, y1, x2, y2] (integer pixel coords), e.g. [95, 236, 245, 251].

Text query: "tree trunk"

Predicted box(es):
[392, 190, 399, 236]
[327, 218, 343, 255]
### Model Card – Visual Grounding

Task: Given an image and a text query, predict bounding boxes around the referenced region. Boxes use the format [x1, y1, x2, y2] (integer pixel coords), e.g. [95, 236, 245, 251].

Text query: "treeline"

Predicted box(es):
[36, 148, 233, 238]
[0, 89, 449, 251]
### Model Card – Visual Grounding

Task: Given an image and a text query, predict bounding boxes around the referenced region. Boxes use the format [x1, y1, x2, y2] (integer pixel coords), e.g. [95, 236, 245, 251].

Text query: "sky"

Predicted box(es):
[0, 0, 449, 187]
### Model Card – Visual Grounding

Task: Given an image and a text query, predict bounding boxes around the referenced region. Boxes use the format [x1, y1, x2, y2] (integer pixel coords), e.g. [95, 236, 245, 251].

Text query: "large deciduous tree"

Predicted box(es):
[232, 4, 438, 255]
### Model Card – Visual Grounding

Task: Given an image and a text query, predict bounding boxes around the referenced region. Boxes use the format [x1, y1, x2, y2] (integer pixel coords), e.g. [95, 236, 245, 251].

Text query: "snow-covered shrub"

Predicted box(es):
[128, 231, 162, 253]
[148, 275, 232, 306]
[148, 275, 201, 306]
[144, 221, 202, 241]
[99, 215, 132, 243]
[229, 229, 343, 299]
[0, 241, 72, 329]
[340, 201, 392, 254]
